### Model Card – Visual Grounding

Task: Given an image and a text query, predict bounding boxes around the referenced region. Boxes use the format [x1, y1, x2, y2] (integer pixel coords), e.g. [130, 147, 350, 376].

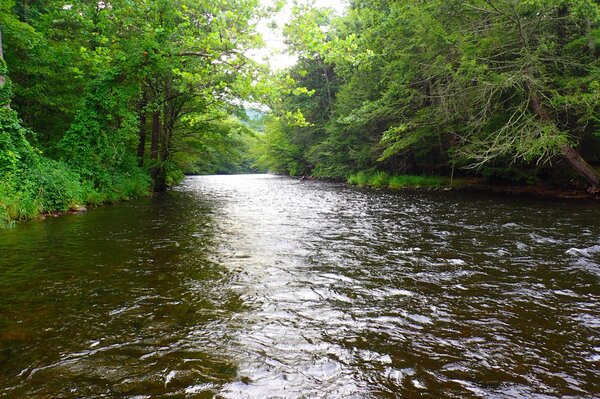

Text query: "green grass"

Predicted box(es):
[388, 174, 448, 188]
[347, 170, 453, 189]
[347, 171, 369, 186]
[371, 171, 391, 188]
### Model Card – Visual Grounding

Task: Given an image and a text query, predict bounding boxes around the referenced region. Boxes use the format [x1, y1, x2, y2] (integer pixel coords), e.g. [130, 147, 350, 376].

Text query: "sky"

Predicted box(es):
[248, 0, 348, 70]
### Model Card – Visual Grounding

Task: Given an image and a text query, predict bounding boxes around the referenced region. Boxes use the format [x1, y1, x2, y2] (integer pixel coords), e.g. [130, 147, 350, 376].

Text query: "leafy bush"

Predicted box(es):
[59, 71, 140, 187]
[0, 99, 151, 228]
[28, 159, 84, 211]
[111, 169, 152, 200]
[164, 162, 185, 188]
[0, 184, 17, 228]
[83, 185, 106, 206]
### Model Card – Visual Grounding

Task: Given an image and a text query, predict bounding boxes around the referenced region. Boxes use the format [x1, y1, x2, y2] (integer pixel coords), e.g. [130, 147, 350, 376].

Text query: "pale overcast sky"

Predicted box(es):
[248, 0, 348, 70]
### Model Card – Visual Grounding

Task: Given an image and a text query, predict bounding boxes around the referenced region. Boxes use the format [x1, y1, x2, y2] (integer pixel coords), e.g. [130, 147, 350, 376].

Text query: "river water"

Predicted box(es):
[0, 174, 599, 398]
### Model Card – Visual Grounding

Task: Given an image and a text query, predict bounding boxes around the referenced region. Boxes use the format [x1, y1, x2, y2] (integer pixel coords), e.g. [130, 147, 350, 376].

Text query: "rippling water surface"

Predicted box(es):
[1, 175, 599, 398]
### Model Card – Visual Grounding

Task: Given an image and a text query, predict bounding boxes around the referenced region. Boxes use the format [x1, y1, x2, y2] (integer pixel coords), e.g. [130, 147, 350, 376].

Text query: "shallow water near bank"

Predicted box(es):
[0, 174, 599, 398]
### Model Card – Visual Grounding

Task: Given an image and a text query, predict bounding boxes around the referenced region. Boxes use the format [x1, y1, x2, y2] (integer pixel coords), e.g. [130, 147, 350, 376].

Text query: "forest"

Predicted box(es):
[1, 0, 600, 227]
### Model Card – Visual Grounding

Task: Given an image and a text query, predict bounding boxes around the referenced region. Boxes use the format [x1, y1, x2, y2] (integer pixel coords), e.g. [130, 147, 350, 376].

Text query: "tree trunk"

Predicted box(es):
[585, 18, 596, 58]
[137, 113, 147, 166]
[154, 112, 172, 192]
[0, 27, 4, 60]
[153, 122, 169, 193]
[20, 0, 29, 22]
[153, 79, 178, 193]
[151, 111, 160, 160]
[560, 144, 599, 189]
[0, 27, 10, 109]
[137, 93, 147, 166]
[530, 90, 599, 189]
[160, 103, 172, 164]
[150, 110, 166, 192]
[160, 79, 174, 164]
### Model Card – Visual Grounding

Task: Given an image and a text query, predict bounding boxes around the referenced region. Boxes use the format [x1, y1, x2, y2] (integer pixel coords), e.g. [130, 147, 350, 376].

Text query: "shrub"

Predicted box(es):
[30, 159, 84, 211]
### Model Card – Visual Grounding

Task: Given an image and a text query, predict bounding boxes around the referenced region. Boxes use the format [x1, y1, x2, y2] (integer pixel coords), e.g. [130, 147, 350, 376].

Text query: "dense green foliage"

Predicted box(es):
[0, 0, 268, 226]
[3, 0, 600, 228]
[256, 0, 600, 190]
[173, 115, 258, 175]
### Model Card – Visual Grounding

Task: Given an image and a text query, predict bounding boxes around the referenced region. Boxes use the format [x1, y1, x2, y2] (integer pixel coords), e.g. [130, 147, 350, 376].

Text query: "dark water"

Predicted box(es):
[0, 175, 599, 398]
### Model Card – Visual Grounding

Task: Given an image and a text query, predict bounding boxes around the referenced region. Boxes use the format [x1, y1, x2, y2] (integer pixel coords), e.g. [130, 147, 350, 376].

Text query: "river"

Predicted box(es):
[0, 174, 599, 398]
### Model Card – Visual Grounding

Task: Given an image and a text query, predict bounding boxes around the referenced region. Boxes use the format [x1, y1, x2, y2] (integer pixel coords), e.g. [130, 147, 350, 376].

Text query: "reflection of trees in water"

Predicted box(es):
[0, 190, 242, 397]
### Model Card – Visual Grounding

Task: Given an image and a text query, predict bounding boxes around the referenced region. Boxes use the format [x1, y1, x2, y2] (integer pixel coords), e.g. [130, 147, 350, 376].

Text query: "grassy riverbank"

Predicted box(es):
[0, 165, 151, 229]
[346, 170, 600, 200]
[347, 171, 470, 190]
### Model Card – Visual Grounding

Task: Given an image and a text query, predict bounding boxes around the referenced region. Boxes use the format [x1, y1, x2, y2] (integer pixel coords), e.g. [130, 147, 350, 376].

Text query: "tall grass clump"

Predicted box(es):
[0, 159, 84, 223]
[0, 185, 17, 228]
[0, 164, 152, 228]
[370, 171, 390, 187]
[348, 170, 450, 189]
[79, 168, 151, 206]
[347, 171, 390, 187]
[388, 174, 448, 188]
[347, 171, 370, 186]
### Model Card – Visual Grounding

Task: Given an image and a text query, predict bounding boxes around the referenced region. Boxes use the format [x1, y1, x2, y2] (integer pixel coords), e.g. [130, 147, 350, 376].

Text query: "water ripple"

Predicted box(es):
[0, 175, 599, 398]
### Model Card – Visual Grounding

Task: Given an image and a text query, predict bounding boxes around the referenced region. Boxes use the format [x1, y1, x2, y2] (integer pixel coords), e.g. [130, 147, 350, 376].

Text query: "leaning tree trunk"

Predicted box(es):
[153, 78, 179, 193]
[149, 110, 162, 191]
[560, 145, 599, 189]
[137, 111, 147, 166]
[153, 104, 173, 193]
[530, 90, 599, 190]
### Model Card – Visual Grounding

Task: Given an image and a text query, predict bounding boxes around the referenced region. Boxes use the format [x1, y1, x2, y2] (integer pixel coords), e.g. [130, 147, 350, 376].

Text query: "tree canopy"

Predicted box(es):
[0, 0, 272, 226]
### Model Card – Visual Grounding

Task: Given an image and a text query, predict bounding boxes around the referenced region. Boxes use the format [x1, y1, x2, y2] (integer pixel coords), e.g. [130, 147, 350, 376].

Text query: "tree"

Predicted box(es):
[271, 0, 600, 189]
[52, 0, 267, 191]
[1, 0, 272, 226]
[365, 0, 600, 188]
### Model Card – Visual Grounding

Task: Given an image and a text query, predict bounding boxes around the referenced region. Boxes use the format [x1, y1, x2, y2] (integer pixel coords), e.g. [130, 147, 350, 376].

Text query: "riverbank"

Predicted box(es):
[0, 102, 153, 229]
[3, 170, 597, 230]
[345, 171, 600, 200]
[464, 181, 600, 200]
[0, 173, 151, 229]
